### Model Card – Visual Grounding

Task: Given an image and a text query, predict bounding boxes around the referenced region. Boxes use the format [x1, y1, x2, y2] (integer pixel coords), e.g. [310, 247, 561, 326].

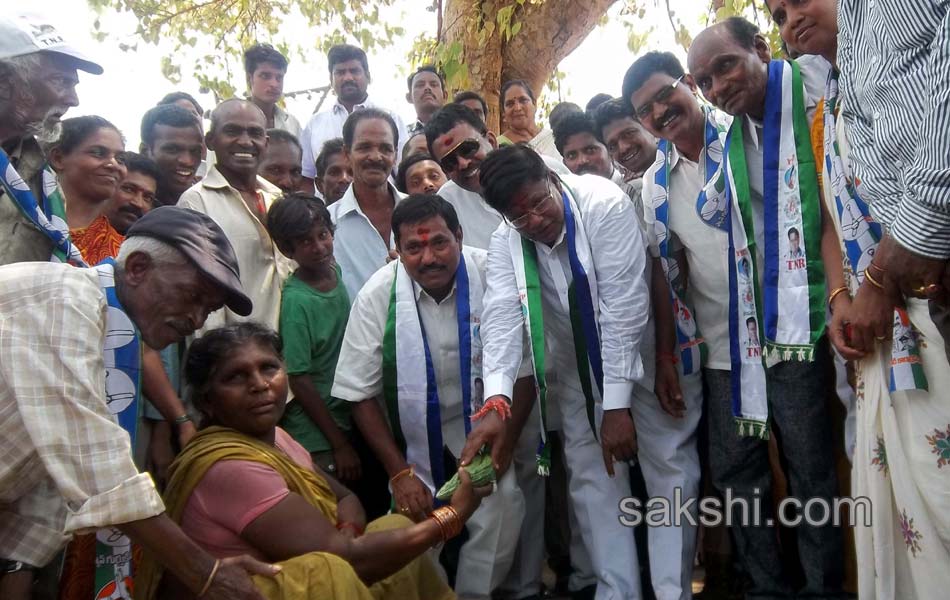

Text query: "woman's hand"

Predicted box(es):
[848, 279, 898, 354]
[391, 473, 433, 523]
[204, 555, 280, 600]
[448, 468, 494, 522]
[828, 295, 865, 360]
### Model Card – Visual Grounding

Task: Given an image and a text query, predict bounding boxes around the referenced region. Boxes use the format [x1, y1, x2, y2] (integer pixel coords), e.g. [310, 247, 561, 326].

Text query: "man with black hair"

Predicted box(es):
[333, 194, 533, 599]
[243, 43, 301, 137]
[258, 128, 303, 194]
[453, 90, 489, 124]
[547, 101, 583, 132]
[395, 152, 446, 196]
[552, 111, 616, 180]
[592, 99, 657, 183]
[106, 152, 160, 234]
[406, 65, 447, 135]
[140, 104, 206, 206]
[476, 144, 695, 600]
[157, 91, 203, 122]
[300, 44, 407, 188]
[329, 108, 405, 298]
[686, 18, 845, 597]
[585, 93, 613, 115]
[314, 137, 351, 205]
[178, 99, 292, 333]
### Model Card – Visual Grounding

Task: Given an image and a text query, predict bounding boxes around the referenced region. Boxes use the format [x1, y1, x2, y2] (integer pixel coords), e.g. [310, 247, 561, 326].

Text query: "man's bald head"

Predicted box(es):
[208, 98, 266, 135]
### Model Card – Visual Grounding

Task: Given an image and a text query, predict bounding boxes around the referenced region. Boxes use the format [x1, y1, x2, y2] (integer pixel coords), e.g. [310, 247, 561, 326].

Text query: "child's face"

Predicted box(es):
[288, 222, 335, 270]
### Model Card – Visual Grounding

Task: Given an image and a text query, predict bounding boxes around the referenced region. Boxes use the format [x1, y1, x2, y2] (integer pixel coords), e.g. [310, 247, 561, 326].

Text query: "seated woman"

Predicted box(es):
[136, 323, 492, 599]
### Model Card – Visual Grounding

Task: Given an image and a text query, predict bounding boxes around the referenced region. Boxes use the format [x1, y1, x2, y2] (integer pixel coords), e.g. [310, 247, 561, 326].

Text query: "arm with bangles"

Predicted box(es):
[349, 398, 433, 522]
[239, 469, 485, 584]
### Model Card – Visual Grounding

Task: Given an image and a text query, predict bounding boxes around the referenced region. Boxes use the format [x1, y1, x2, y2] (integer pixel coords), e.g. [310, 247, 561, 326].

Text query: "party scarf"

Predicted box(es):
[640, 106, 732, 372]
[0, 149, 86, 266]
[382, 250, 483, 494]
[822, 69, 927, 392]
[92, 259, 142, 599]
[510, 184, 601, 474]
[722, 60, 826, 438]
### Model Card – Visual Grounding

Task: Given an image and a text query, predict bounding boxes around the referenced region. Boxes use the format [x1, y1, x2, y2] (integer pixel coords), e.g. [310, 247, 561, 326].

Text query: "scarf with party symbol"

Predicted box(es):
[822, 69, 927, 392]
[722, 60, 826, 438]
[509, 183, 602, 475]
[92, 259, 141, 600]
[382, 249, 484, 494]
[0, 149, 86, 266]
[640, 105, 732, 373]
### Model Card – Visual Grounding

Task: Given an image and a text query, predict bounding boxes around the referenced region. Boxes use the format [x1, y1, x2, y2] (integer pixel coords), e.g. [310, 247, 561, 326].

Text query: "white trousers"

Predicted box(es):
[454, 467, 525, 599]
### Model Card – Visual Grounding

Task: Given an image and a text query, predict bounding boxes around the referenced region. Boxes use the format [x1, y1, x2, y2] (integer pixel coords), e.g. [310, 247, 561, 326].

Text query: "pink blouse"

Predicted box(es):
[179, 427, 317, 559]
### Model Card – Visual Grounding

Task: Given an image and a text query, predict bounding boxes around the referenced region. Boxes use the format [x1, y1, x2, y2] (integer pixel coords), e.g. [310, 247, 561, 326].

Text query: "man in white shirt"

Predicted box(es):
[177, 99, 292, 333]
[334, 195, 535, 600]
[477, 144, 688, 600]
[405, 65, 447, 136]
[685, 20, 845, 597]
[329, 108, 405, 298]
[243, 43, 302, 138]
[299, 44, 407, 189]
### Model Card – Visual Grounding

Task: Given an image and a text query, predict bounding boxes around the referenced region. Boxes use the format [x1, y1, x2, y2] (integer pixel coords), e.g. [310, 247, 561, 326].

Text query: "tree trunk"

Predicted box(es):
[443, 0, 618, 133]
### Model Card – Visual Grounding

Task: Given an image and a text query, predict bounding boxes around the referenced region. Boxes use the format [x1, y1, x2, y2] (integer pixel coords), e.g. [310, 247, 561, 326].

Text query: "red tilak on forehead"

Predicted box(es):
[417, 226, 430, 243]
[441, 135, 455, 148]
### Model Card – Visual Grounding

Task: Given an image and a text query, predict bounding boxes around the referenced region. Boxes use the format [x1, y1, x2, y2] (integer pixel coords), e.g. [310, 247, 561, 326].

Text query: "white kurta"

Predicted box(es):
[332, 247, 530, 598]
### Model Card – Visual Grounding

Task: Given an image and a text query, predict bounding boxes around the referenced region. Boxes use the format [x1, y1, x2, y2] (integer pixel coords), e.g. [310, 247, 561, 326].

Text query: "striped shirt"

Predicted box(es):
[838, 0, 950, 258]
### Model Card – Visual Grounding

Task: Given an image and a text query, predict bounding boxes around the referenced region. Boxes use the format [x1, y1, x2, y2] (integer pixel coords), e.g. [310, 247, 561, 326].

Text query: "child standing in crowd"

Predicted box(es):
[266, 193, 360, 482]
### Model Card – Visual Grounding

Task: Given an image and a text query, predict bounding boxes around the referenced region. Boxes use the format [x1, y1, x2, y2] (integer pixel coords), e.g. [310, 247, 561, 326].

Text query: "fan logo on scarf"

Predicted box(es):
[662, 255, 681, 283]
[699, 186, 727, 224]
[650, 186, 668, 209]
[653, 220, 668, 247]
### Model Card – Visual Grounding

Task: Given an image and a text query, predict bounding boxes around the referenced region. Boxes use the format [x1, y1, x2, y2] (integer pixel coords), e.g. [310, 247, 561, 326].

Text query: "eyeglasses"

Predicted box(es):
[633, 75, 685, 120]
[505, 183, 558, 230]
[438, 138, 482, 173]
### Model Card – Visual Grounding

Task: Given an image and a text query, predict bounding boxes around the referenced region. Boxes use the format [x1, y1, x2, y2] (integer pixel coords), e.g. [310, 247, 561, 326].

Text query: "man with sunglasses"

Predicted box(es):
[426, 103, 570, 251]
[476, 144, 700, 600]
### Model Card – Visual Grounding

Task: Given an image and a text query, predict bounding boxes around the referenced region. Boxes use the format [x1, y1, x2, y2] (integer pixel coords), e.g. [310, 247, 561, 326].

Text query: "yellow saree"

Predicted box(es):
[134, 426, 452, 600]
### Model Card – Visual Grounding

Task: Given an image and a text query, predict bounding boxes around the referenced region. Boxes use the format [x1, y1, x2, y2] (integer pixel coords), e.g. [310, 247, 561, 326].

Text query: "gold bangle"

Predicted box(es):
[828, 286, 850, 308]
[431, 507, 462, 541]
[442, 505, 463, 538]
[389, 465, 414, 486]
[198, 559, 220, 598]
[864, 268, 885, 290]
[867, 261, 886, 275]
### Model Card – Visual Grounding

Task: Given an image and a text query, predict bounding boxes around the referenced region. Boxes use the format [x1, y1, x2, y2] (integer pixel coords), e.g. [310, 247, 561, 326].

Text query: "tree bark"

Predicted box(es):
[443, 0, 618, 132]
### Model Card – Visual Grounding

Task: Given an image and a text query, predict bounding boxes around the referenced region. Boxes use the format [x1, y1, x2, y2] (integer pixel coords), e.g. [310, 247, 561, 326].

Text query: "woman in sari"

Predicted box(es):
[136, 323, 492, 600]
[48, 115, 128, 264]
[496, 80, 561, 159]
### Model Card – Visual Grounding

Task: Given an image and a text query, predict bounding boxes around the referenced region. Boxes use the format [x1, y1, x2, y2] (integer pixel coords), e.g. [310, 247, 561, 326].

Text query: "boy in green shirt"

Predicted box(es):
[266, 192, 360, 481]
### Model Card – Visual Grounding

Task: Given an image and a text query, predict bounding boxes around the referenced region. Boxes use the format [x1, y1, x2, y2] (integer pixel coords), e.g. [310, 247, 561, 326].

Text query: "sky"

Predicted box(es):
[43, 0, 721, 149]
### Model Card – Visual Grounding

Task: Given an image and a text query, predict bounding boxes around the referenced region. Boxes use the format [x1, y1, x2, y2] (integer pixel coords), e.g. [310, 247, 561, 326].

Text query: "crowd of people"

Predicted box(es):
[1, 1, 949, 599]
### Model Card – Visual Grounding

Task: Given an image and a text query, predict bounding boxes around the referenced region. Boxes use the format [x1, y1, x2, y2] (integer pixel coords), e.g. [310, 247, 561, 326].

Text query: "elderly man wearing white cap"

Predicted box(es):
[0, 12, 103, 267]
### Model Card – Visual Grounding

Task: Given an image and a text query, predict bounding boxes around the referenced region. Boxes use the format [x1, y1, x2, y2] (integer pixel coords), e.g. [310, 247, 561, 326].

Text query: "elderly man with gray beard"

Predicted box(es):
[0, 13, 104, 266]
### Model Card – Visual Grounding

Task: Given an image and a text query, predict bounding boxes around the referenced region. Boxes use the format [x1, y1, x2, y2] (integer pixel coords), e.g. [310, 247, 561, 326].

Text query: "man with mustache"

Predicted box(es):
[592, 99, 658, 184]
[300, 44, 407, 191]
[0, 13, 101, 266]
[177, 99, 292, 334]
[106, 152, 159, 235]
[685, 18, 845, 598]
[333, 194, 534, 600]
[329, 108, 405, 298]
[406, 65, 447, 136]
[243, 43, 301, 137]
[139, 104, 206, 207]
[0, 207, 279, 600]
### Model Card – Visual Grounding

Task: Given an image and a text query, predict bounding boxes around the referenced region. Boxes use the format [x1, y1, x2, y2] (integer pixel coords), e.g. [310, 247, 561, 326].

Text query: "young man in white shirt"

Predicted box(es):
[328, 108, 405, 298]
[332, 195, 535, 599]
[299, 44, 407, 189]
[477, 144, 698, 600]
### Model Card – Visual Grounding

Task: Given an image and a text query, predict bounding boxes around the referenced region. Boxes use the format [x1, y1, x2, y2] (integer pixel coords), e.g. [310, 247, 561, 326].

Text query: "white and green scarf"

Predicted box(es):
[722, 60, 826, 438]
[381, 250, 484, 494]
[822, 69, 927, 392]
[510, 182, 602, 475]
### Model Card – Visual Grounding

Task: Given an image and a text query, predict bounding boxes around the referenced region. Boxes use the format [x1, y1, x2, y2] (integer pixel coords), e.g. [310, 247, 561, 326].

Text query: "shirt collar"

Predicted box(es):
[335, 181, 404, 218]
[412, 273, 458, 305]
[201, 164, 281, 195]
[332, 93, 375, 115]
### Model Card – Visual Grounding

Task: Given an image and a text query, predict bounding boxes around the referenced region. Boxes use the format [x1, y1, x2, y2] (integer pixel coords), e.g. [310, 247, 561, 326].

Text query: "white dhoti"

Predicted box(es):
[631, 369, 702, 600]
[455, 467, 525, 599]
[853, 297, 950, 599]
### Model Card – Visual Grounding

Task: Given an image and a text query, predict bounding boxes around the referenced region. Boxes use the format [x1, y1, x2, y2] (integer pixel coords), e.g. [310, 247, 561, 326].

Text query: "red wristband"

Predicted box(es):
[657, 351, 679, 365]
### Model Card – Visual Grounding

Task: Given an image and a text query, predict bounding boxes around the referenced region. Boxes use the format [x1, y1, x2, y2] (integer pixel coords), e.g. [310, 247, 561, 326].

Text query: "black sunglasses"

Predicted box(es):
[439, 138, 482, 173]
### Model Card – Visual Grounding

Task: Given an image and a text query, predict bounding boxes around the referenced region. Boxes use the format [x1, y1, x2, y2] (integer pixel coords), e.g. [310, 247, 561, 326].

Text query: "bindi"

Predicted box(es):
[416, 226, 430, 243]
